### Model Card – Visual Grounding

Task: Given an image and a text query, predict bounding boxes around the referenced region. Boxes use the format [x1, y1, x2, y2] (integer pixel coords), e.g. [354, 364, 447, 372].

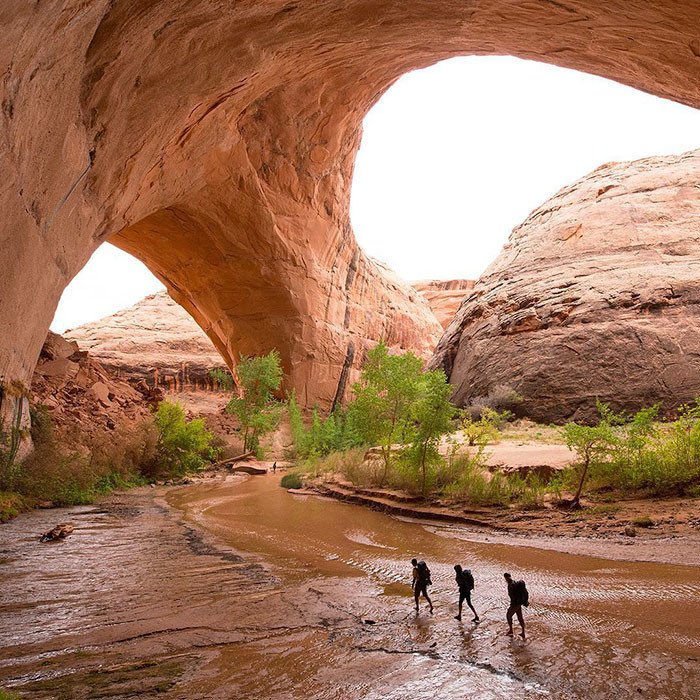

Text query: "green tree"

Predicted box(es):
[563, 404, 617, 507]
[208, 368, 235, 391]
[226, 350, 283, 454]
[349, 341, 424, 486]
[406, 369, 457, 495]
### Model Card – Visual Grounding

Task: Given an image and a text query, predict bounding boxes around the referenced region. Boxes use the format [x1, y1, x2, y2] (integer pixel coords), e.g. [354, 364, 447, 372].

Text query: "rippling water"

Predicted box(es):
[1, 475, 698, 698]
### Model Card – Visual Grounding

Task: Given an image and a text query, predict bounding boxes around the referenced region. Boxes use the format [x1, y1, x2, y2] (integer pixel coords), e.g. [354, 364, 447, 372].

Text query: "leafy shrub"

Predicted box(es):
[142, 401, 219, 479]
[564, 400, 700, 500]
[288, 392, 362, 460]
[467, 384, 523, 419]
[461, 407, 511, 446]
[280, 472, 303, 489]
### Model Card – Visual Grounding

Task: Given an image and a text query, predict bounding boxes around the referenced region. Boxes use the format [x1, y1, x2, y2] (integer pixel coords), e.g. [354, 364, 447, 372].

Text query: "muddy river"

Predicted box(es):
[1, 473, 698, 698]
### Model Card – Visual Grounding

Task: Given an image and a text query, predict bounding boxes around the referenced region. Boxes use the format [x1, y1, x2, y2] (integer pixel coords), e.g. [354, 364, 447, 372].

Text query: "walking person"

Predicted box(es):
[504, 572, 528, 639]
[411, 558, 433, 614]
[273, 461, 277, 473]
[453, 564, 479, 622]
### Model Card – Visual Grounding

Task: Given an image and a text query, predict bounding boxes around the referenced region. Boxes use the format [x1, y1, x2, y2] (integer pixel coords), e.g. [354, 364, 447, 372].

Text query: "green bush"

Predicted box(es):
[144, 401, 219, 479]
[564, 400, 700, 500]
[287, 392, 363, 460]
[280, 472, 303, 489]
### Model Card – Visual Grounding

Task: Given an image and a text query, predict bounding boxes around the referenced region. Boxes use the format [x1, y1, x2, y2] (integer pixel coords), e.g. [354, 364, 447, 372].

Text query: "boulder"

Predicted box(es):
[431, 150, 700, 423]
[31, 332, 153, 448]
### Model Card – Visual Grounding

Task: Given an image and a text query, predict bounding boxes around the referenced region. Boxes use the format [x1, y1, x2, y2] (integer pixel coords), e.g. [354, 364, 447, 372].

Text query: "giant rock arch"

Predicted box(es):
[1, 1, 699, 416]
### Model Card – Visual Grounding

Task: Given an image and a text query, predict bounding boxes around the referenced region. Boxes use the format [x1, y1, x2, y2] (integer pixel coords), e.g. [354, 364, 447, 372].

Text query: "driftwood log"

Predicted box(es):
[39, 523, 74, 543]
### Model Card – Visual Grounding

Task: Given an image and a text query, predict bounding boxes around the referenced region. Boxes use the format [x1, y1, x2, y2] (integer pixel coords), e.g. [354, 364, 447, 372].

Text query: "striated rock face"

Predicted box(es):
[31, 332, 155, 446]
[66, 292, 229, 392]
[430, 150, 700, 423]
[413, 280, 476, 329]
[1, 1, 700, 416]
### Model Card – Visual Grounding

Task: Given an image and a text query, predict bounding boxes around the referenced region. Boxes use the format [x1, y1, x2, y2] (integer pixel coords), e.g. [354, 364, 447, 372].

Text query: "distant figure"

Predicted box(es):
[453, 564, 479, 622]
[273, 461, 277, 473]
[504, 572, 528, 639]
[411, 558, 433, 614]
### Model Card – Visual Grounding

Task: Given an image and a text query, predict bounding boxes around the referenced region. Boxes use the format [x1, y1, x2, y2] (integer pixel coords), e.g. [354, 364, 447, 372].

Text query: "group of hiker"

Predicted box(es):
[411, 558, 529, 639]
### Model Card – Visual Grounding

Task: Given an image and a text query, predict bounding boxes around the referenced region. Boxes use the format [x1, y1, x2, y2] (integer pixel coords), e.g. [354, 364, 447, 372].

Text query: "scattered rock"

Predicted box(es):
[31, 331, 153, 448]
[624, 526, 637, 538]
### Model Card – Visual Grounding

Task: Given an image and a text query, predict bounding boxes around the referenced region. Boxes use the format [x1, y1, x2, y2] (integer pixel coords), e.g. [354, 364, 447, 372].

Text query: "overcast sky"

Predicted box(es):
[51, 56, 700, 333]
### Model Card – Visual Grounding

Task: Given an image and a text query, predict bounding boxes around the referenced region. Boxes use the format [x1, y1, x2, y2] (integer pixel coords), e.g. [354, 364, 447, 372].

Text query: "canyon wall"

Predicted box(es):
[430, 150, 700, 423]
[66, 292, 231, 392]
[412, 280, 476, 329]
[1, 1, 700, 419]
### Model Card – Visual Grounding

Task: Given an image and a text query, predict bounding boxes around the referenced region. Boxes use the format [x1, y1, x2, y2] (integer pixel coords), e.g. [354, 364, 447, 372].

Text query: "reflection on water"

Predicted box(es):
[0, 474, 697, 699]
[170, 474, 700, 698]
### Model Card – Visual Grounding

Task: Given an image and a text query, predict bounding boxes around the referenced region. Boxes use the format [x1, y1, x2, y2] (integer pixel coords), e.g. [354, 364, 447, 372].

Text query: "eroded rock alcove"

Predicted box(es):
[2, 1, 699, 417]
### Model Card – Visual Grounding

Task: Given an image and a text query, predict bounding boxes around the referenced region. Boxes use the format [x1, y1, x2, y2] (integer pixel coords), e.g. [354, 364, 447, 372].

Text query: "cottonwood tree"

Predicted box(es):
[349, 341, 424, 486]
[226, 351, 283, 455]
[563, 404, 618, 508]
[406, 369, 457, 495]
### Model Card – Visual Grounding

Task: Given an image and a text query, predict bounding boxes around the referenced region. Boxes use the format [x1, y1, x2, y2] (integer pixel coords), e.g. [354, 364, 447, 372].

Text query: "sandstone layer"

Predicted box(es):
[412, 280, 475, 329]
[430, 150, 700, 423]
[2, 1, 699, 421]
[31, 332, 156, 447]
[66, 291, 229, 392]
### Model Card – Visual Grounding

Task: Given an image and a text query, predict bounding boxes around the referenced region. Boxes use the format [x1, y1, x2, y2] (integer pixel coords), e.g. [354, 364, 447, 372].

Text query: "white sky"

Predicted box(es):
[51, 56, 700, 333]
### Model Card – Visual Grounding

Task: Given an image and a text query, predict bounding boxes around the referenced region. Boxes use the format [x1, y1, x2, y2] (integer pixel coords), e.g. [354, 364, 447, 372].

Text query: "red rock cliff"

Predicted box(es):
[1, 1, 699, 420]
[430, 150, 700, 423]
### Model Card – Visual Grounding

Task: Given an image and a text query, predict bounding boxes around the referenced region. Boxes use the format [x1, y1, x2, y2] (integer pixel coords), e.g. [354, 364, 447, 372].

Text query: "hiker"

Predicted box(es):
[453, 564, 479, 622]
[504, 572, 528, 639]
[273, 461, 277, 473]
[411, 558, 434, 613]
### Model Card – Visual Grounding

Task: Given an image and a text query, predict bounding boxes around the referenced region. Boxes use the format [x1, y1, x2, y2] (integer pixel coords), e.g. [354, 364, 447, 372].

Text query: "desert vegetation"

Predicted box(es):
[285, 345, 700, 510]
[223, 350, 283, 456]
[0, 400, 220, 515]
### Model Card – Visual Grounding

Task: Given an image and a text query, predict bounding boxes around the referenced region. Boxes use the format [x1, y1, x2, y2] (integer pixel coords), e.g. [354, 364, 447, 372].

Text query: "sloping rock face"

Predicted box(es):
[31, 332, 156, 446]
[430, 150, 700, 423]
[413, 280, 476, 329]
[1, 2, 700, 419]
[66, 292, 229, 392]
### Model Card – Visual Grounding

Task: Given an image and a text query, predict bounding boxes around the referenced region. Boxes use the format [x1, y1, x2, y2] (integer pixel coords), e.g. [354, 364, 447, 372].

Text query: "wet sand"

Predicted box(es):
[1, 473, 698, 698]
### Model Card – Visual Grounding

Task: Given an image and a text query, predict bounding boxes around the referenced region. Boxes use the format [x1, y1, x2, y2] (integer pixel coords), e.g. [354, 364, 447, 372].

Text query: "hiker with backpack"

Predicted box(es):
[411, 558, 433, 614]
[504, 572, 528, 639]
[453, 564, 479, 622]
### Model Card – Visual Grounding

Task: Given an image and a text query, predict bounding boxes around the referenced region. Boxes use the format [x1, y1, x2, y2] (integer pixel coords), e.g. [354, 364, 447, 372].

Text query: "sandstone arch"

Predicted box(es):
[1, 1, 699, 415]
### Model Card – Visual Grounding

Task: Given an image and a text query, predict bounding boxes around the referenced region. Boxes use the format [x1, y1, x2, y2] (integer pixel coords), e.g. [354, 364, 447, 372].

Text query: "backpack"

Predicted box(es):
[417, 560, 432, 586]
[460, 569, 474, 591]
[515, 580, 529, 607]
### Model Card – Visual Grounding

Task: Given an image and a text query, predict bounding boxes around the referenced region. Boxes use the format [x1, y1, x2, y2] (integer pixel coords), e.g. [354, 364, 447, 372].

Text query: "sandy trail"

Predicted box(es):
[0, 473, 698, 698]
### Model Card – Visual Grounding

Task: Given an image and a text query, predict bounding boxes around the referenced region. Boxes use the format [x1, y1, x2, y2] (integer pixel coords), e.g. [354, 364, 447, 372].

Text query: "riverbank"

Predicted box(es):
[1, 473, 699, 698]
[309, 475, 700, 566]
